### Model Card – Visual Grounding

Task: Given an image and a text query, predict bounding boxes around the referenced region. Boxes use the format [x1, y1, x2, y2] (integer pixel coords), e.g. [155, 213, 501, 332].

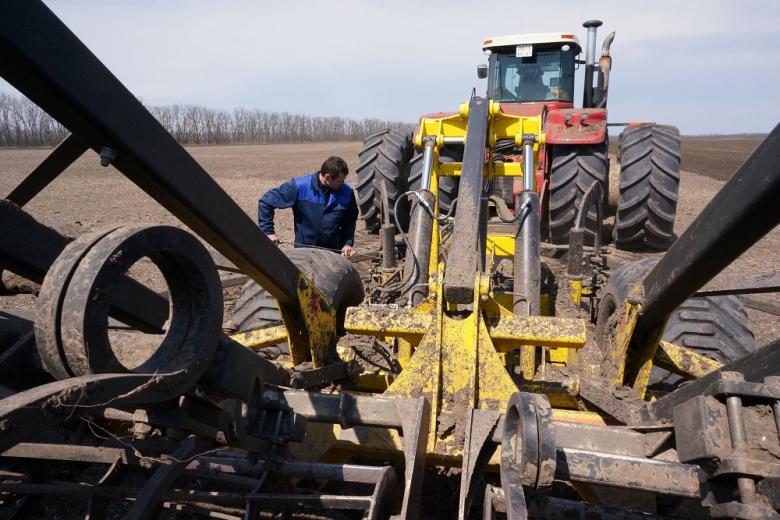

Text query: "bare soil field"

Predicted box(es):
[679, 137, 764, 180]
[0, 140, 777, 345]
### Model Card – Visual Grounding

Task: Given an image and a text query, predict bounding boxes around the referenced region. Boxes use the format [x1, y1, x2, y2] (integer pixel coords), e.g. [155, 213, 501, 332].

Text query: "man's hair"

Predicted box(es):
[320, 156, 349, 178]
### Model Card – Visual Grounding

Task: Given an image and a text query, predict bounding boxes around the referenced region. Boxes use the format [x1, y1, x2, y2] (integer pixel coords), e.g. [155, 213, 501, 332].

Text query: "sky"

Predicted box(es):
[3, 0, 779, 135]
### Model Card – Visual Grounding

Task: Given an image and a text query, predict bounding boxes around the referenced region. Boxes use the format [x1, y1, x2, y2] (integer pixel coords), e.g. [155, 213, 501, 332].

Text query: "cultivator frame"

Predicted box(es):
[2, 2, 780, 519]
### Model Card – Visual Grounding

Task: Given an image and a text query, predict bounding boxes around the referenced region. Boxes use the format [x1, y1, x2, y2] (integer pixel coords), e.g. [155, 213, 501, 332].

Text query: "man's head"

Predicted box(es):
[319, 156, 349, 190]
[522, 64, 542, 84]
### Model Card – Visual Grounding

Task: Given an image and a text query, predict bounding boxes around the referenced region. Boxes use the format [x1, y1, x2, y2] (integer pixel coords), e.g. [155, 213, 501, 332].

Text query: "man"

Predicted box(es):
[518, 63, 549, 101]
[258, 156, 357, 256]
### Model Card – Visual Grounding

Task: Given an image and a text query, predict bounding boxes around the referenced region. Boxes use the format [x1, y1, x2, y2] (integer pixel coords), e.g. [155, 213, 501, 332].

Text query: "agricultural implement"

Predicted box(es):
[1, 2, 780, 519]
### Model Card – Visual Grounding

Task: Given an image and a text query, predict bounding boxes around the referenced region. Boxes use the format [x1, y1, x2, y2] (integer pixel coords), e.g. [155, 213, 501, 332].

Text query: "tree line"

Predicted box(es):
[0, 93, 414, 147]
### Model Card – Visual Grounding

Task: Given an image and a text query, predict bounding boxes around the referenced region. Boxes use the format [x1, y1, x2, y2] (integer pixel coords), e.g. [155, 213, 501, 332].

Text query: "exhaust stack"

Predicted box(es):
[582, 19, 602, 108]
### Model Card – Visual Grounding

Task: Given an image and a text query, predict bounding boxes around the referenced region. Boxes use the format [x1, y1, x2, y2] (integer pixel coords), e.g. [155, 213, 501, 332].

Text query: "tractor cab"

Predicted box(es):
[482, 33, 580, 104]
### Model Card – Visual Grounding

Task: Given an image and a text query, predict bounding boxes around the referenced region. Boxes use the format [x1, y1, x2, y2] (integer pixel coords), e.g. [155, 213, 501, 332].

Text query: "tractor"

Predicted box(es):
[356, 20, 682, 252]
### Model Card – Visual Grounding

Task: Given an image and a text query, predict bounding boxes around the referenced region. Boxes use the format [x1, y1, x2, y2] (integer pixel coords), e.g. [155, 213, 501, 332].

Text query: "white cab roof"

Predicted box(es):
[482, 32, 581, 52]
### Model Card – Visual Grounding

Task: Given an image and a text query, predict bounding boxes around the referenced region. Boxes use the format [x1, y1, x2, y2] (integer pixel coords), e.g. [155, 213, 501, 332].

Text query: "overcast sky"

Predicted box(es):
[3, 0, 779, 134]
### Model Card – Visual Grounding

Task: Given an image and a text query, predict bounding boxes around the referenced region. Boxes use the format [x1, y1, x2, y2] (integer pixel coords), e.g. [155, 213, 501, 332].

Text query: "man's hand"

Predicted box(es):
[341, 245, 354, 257]
[267, 233, 280, 245]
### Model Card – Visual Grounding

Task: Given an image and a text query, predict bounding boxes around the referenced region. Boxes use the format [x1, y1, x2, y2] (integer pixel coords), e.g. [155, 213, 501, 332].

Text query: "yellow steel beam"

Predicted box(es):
[492, 162, 524, 177]
[654, 340, 723, 379]
[344, 303, 433, 342]
[230, 325, 288, 350]
[485, 234, 514, 258]
[347, 306, 586, 351]
[488, 315, 587, 351]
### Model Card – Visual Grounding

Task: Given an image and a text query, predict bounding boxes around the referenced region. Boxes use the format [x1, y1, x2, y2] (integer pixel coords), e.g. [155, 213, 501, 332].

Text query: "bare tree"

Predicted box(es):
[0, 93, 415, 147]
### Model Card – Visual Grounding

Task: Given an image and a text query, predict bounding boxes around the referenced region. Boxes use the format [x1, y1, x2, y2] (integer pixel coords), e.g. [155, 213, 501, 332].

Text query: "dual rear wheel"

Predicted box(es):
[548, 124, 681, 251]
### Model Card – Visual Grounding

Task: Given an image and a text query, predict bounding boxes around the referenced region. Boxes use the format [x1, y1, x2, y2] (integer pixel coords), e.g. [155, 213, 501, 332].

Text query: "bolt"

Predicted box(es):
[737, 477, 757, 503]
[99, 146, 116, 167]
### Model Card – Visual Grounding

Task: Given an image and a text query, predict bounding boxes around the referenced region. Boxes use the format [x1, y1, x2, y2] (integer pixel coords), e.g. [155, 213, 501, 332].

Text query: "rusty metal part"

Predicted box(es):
[672, 371, 780, 517]
[644, 337, 780, 422]
[35, 225, 223, 386]
[443, 97, 489, 304]
[556, 448, 703, 498]
[500, 393, 556, 520]
[578, 378, 645, 424]
[489, 490, 669, 520]
[5, 134, 87, 207]
[0, 200, 168, 333]
[0, 455, 402, 519]
[276, 389, 429, 518]
[457, 409, 501, 519]
[124, 436, 209, 519]
[290, 360, 358, 389]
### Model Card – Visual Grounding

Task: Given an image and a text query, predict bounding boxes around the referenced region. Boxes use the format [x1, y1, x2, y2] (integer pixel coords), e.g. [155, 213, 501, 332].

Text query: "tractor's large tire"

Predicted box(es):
[548, 142, 609, 244]
[355, 129, 413, 233]
[407, 146, 461, 217]
[614, 125, 681, 251]
[596, 259, 756, 389]
[233, 248, 364, 335]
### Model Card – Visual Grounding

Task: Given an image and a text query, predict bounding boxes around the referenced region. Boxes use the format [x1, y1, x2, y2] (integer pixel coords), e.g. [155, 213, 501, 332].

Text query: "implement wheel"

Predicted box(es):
[548, 142, 609, 245]
[597, 259, 756, 389]
[614, 125, 681, 251]
[233, 248, 364, 335]
[355, 129, 413, 233]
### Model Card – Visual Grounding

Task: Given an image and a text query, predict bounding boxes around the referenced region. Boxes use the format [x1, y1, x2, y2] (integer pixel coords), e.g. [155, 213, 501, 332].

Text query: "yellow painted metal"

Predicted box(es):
[628, 324, 664, 397]
[485, 234, 515, 258]
[415, 112, 467, 148]
[397, 338, 413, 368]
[383, 273, 519, 456]
[439, 162, 461, 177]
[488, 315, 587, 351]
[346, 305, 586, 352]
[547, 346, 570, 364]
[492, 162, 523, 177]
[345, 305, 432, 341]
[288, 274, 338, 368]
[351, 371, 395, 393]
[568, 278, 583, 306]
[230, 325, 288, 350]
[654, 340, 724, 379]
[610, 300, 641, 386]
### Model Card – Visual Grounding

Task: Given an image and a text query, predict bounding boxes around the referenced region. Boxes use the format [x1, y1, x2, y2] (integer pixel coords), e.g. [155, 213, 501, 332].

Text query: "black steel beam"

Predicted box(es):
[640, 124, 780, 330]
[694, 272, 780, 297]
[0, 200, 168, 333]
[5, 133, 87, 207]
[0, 1, 301, 307]
[443, 97, 489, 304]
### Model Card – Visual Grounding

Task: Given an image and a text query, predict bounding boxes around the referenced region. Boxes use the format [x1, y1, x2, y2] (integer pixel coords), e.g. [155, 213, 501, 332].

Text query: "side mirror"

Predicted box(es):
[477, 64, 488, 79]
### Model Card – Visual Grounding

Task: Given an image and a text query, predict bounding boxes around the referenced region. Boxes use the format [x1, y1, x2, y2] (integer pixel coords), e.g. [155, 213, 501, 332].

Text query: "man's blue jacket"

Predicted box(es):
[258, 172, 358, 250]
